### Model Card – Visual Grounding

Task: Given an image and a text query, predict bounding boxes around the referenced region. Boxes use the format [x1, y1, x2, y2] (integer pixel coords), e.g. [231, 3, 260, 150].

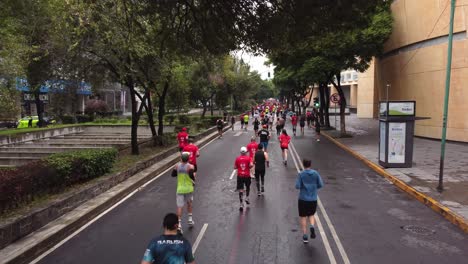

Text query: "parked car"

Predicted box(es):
[17, 116, 56, 128]
[0, 119, 18, 128]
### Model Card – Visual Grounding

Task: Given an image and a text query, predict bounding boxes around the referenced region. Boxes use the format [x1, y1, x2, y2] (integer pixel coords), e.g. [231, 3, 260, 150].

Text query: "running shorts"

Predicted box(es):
[298, 199, 317, 217]
[189, 163, 198, 172]
[176, 193, 193, 208]
[281, 146, 288, 150]
[260, 141, 269, 150]
[236, 177, 251, 190]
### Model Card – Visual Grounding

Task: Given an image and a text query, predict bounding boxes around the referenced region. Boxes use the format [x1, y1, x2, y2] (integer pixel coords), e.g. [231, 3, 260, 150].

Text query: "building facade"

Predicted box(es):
[358, 0, 468, 142]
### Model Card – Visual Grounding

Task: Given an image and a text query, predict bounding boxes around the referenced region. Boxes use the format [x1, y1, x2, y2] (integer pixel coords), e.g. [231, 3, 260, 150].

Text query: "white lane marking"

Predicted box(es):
[229, 170, 237, 180]
[289, 144, 337, 264]
[192, 223, 208, 254]
[290, 142, 350, 264]
[30, 166, 173, 264]
[30, 133, 220, 264]
[234, 132, 243, 137]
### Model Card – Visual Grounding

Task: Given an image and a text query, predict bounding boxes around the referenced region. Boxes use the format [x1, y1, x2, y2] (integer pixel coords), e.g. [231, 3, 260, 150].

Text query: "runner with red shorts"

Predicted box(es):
[291, 114, 298, 136]
[177, 127, 189, 152]
[279, 129, 291, 166]
[183, 138, 200, 176]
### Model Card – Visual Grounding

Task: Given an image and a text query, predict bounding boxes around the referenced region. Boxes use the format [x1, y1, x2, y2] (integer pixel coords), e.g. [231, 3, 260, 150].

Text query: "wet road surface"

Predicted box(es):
[35, 125, 467, 264]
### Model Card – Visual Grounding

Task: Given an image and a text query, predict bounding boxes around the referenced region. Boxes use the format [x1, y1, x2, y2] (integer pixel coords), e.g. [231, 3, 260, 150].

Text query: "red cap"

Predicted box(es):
[182, 127, 187, 131]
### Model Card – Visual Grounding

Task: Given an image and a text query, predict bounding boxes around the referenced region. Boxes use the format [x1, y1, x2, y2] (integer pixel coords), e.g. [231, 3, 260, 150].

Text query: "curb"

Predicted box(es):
[1, 125, 231, 264]
[322, 132, 468, 233]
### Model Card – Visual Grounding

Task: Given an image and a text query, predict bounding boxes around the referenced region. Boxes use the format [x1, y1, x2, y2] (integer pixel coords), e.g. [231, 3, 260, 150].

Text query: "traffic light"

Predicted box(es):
[313, 97, 320, 108]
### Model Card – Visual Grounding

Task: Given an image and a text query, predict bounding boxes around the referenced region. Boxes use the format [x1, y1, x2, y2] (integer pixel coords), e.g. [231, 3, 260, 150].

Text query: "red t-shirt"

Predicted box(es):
[177, 132, 189, 148]
[183, 144, 199, 165]
[279, 134, 291, 148]
[246, 142, 258, 158]
[235, 155, 252, 177]
[291, 116, 298, 125]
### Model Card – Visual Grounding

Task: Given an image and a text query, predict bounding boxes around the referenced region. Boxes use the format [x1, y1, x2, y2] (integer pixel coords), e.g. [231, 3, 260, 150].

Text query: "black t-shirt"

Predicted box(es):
[258, 129, 270, 142]
[253, 120, 260, 128]
[217, 119, 223, 128]
[254, 150, 266, 171]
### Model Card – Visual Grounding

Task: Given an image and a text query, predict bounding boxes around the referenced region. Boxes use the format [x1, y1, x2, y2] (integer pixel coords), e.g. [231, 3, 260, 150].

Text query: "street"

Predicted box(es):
[34, 126, 467, 264]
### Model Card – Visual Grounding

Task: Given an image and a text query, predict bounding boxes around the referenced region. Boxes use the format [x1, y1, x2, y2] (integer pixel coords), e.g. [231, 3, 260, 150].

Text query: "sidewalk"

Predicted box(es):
[325, 114, 468, 224]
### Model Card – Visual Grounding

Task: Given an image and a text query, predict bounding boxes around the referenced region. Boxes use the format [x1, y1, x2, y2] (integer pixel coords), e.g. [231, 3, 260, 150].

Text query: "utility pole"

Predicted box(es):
[438, 0, 456, 192]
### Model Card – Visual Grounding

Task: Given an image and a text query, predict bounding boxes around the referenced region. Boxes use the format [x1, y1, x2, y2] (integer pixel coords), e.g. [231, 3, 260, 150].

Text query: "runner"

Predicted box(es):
[268, 112, 273, 131]
[183, 138, 200, 177]
[240, 114, 245, 130]
[176, 127, 189, 152]
[171, 152, 196, 234]
[234, 147, 253, 211]
[291, 113, 298, 136]
[230, 115, 235, 131]
[295, 159, 324, 244]
[243, 113, 249, 131]
[306, 111, 313, 128]
[253, 117, 260, 136]
[275, 117, 282, 137]
[141, 213, 195, 264]
[314, 113, 321, 142]
[257, 124, 271, 152]
[247, 136, 259, 160]
[254, 144, 269, 196]
[278, 129, 291, 166]
[299, 114, 306, 136]
[216, 118, 224, 138]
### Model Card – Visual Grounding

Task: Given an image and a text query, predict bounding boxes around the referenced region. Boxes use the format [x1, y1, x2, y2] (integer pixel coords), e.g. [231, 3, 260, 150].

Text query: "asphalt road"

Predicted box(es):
[35, 124, 468, 264]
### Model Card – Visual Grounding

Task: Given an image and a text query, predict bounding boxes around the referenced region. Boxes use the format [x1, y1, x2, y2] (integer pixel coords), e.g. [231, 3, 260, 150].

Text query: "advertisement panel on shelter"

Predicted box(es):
[388, 123, 406, 163]
[379, 121, 386, 162]
[388, 102, 415, 116]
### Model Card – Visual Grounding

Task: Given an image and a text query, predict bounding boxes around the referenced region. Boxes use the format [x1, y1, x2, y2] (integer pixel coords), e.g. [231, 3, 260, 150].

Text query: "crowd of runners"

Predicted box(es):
[141, 101, 324, 263]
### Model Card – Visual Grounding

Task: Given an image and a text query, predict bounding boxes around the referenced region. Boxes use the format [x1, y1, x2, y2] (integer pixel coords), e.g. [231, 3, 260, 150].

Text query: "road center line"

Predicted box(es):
[289, 143, 337, 264]
[234, 132, 243, 137]
[30, 133, 221, 264]
[192, 223, 208, 254]
[229, 170, 236, 180]
[290, 142, 350, 264]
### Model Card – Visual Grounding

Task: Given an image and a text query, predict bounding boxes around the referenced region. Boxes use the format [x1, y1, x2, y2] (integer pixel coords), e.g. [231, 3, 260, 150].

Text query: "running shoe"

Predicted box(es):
[257, 192, 261, 197]
[316, 138, 320, 142]
[261, 187, 265, 193]
[245, 198, 250, 205]
[188, 219, 195, 227]
[302, 234, 309, 244]
[310, 226, 316, 239]
[239, 204, 244, 211]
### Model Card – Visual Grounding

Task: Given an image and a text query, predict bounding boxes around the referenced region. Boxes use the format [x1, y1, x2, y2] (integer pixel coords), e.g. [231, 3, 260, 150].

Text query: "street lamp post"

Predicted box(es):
[438, 0, 456, 192]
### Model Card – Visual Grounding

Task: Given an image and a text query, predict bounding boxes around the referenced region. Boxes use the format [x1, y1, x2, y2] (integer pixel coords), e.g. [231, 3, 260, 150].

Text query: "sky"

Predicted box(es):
[235, 51, 275, 80]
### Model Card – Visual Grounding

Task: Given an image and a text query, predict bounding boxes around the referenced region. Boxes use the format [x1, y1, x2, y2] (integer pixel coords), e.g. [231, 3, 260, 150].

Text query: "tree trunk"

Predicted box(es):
[34, 90, 45, 127]
[332, 75, 347, 136]
[303, 87, 314, 114]
[318, 84, 326, 126]
[157, 79, 170, 137]
[201, 101, 207, 118]
[323, 83, 331, 128]
[128, 80, 139, 155]
[210, 96, 214, 116]
[144, 89, 158, 145]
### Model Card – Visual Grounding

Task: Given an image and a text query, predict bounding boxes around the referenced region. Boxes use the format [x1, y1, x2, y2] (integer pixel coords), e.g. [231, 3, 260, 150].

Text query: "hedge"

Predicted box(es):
[0, 148, 117, 213]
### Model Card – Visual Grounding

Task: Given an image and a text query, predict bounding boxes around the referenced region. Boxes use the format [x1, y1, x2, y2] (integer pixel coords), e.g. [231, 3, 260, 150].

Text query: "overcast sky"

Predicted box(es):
[235, 51, 275, 80]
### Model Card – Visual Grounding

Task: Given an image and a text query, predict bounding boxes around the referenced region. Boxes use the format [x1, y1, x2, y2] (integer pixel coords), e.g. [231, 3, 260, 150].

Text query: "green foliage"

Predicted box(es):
[46, 148, 118, 183]
[0, 79, 21, 119]
[60, 115, 76, 124]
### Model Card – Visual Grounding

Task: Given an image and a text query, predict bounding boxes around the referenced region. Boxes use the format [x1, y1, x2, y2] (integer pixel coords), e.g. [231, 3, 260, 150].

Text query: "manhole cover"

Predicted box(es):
[401, 225, 435, 235]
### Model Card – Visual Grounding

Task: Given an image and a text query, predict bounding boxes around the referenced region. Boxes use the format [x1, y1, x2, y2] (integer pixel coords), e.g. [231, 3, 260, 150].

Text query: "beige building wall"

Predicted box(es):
[368, 0, 468, 142]
[357, 60, 378, 118]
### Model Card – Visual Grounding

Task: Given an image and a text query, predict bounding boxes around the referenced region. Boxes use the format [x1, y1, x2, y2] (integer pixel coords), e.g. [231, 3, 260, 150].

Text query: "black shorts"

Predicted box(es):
[217, 126, 223, 131]
[179, 147, 184, 152]
[300, 122, 305, 127]
[236, 177, 251, 190]
[298, 199, 317, 217]
[281, 146, 288, 150]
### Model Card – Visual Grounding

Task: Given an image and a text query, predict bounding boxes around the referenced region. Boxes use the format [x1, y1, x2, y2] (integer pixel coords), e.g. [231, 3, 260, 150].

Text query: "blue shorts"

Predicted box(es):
[260, 141, 269, 149]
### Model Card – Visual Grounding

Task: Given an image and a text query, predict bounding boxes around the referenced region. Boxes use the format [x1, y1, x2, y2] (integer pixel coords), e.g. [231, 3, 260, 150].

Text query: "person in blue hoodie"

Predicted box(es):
[295, 159, 324, 243]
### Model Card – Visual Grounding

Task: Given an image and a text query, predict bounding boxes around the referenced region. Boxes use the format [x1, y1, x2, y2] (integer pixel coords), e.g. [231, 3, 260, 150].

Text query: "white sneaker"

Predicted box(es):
[188, 219, 194, 227]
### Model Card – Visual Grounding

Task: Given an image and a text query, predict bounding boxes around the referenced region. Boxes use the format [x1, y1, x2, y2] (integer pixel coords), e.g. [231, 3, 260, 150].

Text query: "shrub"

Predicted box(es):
[165, 114, 176, 125]
[85, 99, 109, 115]
[178, 115, 191, 125]
[46, 148, 118, 184]
[61, 115, 76, 124]
[0, 149, 118, 213]
[76, 115, 94, 123]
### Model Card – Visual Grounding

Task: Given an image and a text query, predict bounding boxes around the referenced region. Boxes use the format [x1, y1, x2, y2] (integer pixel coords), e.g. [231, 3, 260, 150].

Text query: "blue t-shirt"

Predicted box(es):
[142, 234, 194, 264]
[295, 169, 323, 201]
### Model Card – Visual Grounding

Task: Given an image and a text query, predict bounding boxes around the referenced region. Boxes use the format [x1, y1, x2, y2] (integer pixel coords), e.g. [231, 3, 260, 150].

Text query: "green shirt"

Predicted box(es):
[177, 163, 194, 194]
